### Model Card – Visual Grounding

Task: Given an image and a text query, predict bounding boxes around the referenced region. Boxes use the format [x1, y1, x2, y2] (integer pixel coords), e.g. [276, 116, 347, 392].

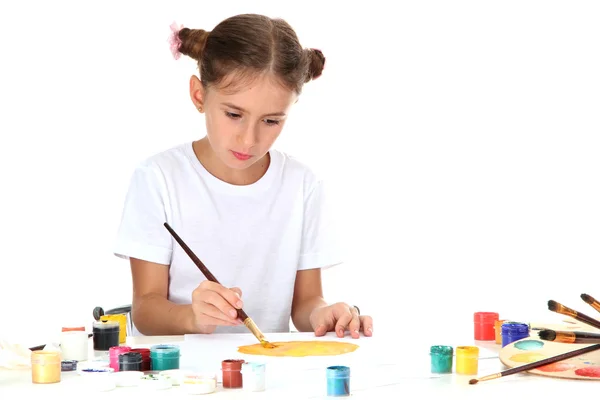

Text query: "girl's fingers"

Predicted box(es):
[348, 307, 361, 339]
[360, 315, 374, 336]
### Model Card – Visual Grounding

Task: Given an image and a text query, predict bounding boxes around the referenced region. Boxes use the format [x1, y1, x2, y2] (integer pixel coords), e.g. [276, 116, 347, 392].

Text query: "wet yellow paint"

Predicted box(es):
[509, 352, 546, 363]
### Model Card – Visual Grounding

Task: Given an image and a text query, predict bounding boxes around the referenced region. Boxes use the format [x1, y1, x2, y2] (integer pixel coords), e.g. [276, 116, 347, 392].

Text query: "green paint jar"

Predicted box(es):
[150, 344, 180, 371]
[430, 345, 453, 373]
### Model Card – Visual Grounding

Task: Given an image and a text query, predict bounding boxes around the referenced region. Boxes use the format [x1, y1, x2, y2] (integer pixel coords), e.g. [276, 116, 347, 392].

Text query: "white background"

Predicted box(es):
[0, 1, 599, 348]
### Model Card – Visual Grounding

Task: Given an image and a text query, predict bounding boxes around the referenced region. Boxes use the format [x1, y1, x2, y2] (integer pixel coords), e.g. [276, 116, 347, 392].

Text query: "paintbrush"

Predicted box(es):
[547, 300, 600, 330]
[539, 329, 600, 344]
[581, 293, 600, 314]
[163, 222, 276, 349]
[469, 343, 600, 385]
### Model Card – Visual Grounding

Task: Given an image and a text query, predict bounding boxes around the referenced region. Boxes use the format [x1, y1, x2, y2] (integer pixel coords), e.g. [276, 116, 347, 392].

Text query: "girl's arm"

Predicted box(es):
[290, 268, 329, 331]
[129, 257, 198, 335]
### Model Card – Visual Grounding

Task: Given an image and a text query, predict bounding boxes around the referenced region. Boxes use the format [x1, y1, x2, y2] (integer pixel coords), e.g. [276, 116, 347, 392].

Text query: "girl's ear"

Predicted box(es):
[189, 75, 206, 112]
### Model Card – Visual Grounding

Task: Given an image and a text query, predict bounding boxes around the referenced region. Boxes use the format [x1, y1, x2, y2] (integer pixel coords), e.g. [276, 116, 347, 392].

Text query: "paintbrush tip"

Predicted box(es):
[548, 300, 559, 311]
[469, 379, 478, 385]
[538, 329, 556, 341]
[582, 294, 594, 304]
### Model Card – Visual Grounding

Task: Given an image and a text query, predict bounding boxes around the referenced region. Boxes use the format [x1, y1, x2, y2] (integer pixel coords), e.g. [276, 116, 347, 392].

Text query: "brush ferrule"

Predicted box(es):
[243, 318, 266, 341]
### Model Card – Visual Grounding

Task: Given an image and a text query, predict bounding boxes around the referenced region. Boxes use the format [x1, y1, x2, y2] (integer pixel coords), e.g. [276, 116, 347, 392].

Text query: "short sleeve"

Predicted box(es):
[113, 164, 172, 265]
[297, 179, 343, 271]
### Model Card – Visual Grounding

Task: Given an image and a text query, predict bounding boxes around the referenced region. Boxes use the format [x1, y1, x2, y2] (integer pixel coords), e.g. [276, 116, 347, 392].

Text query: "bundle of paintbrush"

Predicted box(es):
[470, 292, 600, 385]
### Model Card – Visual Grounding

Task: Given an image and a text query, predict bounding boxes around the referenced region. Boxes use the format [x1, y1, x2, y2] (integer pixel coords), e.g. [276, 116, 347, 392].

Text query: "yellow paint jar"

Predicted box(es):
[495, 319, 506, 344]
[31, 351, 61, 384]
[456, 346, 479, 375]
[100, 314, 127, 343]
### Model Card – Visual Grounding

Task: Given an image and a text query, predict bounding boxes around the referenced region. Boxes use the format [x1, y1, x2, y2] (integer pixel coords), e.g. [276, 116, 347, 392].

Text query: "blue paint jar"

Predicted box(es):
[501, 322, 529, 347]
[430, 345, 453, 373]
[150, 344, 180, 371]
[326, 366, 350, 397]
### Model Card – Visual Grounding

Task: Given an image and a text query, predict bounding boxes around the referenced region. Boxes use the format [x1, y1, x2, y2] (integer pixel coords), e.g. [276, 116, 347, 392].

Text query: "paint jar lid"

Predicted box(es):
[31, 350, 61, 364]
[93, 320, 120, 329]
[159, 369, 195, 386]
[430, 345, 453, 356]
[182, 373, 217, 394]
[109, 346, 132, 357]
[221, 359, 245, 371]
[130, 348, 151, 360]
[61, 360, 78, 371]
[326, 365, 350, 378]
[456, 346, 479, 357]
[62, 326, 85, 332]
[502, 322, 529, 334]
[473, 312, 499, 323]
[242, 361, 266, 373]
[150, 344, 180, 358]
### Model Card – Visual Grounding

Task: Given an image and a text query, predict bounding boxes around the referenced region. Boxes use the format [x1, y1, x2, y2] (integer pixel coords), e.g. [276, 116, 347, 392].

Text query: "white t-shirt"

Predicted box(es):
[113, 141, 342, 335]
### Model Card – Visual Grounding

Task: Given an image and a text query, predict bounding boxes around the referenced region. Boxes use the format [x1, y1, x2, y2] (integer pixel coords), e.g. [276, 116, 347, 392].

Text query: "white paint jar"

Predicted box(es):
[60, 329, 89, 361]
[241, 362, 266, 392]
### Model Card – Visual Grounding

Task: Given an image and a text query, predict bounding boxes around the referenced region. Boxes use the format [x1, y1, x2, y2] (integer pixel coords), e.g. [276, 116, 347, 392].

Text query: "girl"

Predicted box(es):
[114, 13, 373, 340]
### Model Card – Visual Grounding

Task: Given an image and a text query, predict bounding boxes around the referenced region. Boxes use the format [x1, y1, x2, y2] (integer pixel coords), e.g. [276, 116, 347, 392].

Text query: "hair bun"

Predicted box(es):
[306, 48, 326, 81]
[178, 28, 211, 62]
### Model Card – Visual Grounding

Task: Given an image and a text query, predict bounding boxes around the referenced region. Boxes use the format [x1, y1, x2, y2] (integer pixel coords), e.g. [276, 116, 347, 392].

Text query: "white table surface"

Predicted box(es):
[1, 331, 597, 399]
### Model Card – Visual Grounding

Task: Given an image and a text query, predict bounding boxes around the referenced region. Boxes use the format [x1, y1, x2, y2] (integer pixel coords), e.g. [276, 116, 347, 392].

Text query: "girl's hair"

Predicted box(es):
[172, 14, 325, 94]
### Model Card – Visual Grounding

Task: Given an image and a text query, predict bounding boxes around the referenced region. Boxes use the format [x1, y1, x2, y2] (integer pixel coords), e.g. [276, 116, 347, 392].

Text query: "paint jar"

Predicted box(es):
[60, 327, 89, 361]
[109, 346, 131, 371]
[430, 345, 453, 373]
[241, 362, 266, 392]
[31, 350, 61, 384]
[130, 348, 151, 371]
[99, 314, 127, 343]
[494, 319, 506, 344]
[182, 373, 217, 394]
[473, 312, 499, 341]
[119, 352, 142, 371]
[221, 359, 244, 388]
[456, 346, 479, 375]
[502, 322, 530, 347]
[326, 365, 351, 397]
[150, 344, 180, 371]
[92, 320, 120, 358]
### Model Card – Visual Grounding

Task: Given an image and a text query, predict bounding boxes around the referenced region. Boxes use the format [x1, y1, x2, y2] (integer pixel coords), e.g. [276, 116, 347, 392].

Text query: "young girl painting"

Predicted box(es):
[114, 13, 373, 340]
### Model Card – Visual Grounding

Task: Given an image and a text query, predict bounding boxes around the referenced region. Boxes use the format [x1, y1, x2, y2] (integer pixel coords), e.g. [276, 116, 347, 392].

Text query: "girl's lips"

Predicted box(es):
[231, 150, 251, 160]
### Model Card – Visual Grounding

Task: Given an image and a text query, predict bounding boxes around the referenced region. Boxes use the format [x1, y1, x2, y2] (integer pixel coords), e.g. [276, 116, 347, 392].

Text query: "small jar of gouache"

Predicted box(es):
[222, 359, 245, 388]
[502, 322, 529, 347]
[456, 346, 479, 375]
[326, 365, 351, 397]
[430, 345, 453, 373]
[473, 312, 499, 341]
[494, 319, 506, 344]
[31, 350, 61, 384]
[129, 348, 151, 371]
[150, 344, 180, 371]
[241, 362, 266, 392]
[109, 346, 131, 371]
[119, 352, 142, 371]
[92, 320, 120, 358]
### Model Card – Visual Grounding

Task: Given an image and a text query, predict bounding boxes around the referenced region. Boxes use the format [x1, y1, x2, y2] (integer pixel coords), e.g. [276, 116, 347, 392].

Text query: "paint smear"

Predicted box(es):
[514, 340, 544, 351]
[574, 367, 600, 378]
[536, 363, 576, 372]
[509, 353, 546, 363]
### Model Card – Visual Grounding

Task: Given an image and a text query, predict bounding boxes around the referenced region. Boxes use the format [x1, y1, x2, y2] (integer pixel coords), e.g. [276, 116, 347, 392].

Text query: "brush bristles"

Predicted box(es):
[582, 294, 594, 304]
[548, 300, 575, 317]
[538, 329, 557, 341]
[469, 379, 478, 385]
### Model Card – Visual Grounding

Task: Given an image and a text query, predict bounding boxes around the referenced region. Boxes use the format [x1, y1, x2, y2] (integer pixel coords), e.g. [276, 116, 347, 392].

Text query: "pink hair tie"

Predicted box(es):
[168, 21, 183, 60]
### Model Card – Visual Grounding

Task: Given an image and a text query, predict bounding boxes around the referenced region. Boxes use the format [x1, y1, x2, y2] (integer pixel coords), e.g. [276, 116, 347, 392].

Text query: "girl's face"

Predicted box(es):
[191, 73, 297, 171]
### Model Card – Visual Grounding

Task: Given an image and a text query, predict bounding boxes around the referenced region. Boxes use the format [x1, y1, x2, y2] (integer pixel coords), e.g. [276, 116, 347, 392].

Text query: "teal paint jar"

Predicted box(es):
[150, 344, 180, 371]
[430, 345, 453, 373]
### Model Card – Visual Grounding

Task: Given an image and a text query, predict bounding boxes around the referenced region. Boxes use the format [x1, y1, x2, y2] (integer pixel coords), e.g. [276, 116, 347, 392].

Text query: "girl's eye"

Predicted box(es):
[264, 119, 280, 126]
[225, 112, 241, 119]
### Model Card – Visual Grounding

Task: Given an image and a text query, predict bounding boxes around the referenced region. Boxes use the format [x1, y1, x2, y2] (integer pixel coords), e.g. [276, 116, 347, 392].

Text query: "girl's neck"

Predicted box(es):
[192, 138, 270, 186]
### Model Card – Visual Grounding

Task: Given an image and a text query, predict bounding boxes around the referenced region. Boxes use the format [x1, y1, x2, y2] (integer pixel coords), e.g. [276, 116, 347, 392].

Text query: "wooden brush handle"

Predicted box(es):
[164, 222, 249, 321]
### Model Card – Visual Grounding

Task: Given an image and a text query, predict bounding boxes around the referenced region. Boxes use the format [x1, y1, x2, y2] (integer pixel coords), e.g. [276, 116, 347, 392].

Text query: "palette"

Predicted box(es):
[499, 327, 600, 380]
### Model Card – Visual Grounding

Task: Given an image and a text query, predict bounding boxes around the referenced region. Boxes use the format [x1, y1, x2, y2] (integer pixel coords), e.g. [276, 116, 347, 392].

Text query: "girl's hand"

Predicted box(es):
[191, 280, 244, 333]
[309, 302, 373, 339]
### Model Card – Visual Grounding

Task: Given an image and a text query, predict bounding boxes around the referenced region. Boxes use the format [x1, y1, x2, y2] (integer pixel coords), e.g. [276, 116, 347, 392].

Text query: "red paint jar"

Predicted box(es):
[221, 359, 244, 388]
[474, 312, 499, 341]
[130, 348, 151, 371]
